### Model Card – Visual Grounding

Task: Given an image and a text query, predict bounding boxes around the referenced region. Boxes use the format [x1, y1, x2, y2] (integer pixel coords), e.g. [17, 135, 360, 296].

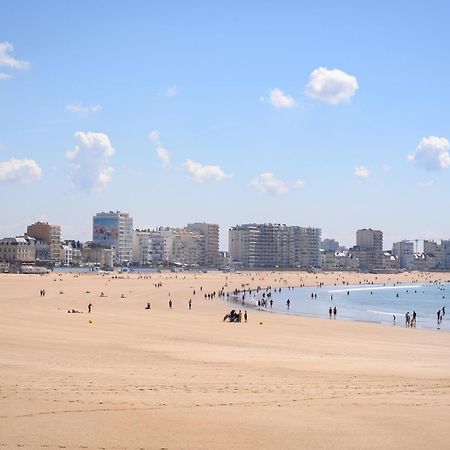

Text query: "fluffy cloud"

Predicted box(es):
[355, 165, 370, 179]
[293, 179, 305, 189]
[156, 146, 170, 168]
[185, 159, 231, 183]
[407, 136, 450, 170]
[66, 131, 115, 191]
[66, 102, 101, 116]
[305, 67, 358, 104]
[269, 88, 297, 109]
[0, 157, 42, 182]
[251, 172, 288, 194]
[0, 72, 12, 80]
[0, 41, 30, 70]
[166, 85, 178, 97]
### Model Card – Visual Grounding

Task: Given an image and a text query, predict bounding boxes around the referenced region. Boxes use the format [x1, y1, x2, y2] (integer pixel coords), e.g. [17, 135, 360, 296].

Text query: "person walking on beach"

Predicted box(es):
[437, 310, 441, 322]
[393, 315, 396, 325]
[406, 312, 410, 327]
[329, 307, 332, 319]
[169, 299, 172, 309]
[88, 303, 92, 314]
[244, 311, 248, 322]
[333, 306, 337, 319]
[188, 299, 192, 310]
[286, 299, 290, 310]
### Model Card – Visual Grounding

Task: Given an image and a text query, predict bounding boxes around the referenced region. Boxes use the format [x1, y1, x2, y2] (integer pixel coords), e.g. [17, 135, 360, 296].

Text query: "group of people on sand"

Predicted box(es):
[223, 309, 247, 323]
[39, 289, 46, 297]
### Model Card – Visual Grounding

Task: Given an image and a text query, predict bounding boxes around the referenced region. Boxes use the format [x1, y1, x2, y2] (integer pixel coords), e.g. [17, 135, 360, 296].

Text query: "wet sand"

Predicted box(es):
[1, 270, 450, 449]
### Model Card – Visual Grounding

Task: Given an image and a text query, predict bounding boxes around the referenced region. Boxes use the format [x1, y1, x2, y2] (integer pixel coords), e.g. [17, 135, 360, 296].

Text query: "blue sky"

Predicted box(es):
[1, 1, 450, 249]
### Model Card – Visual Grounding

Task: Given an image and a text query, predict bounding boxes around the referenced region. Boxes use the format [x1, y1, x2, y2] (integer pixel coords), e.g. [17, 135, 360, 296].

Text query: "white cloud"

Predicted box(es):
[251, 172, 288, 194]
[355, 165, 370, 179]
[305, 67, 358, 104]
[0, 157, 42, 182]
[166, 85, 178, 97]
[408, 136, 450, 170]
[66, 102, 101, 116]
[269, 88, 297, 109]
[419, 179, 434, 188]
[156, 146, 170, 168]
[293, 179, 305, 189]
[185, 159, 231, 183]
[66, 131, 115, 191]
[0, 72, 12, 80]
[0, 41, 30, 70]
[149, 130, 160, 143]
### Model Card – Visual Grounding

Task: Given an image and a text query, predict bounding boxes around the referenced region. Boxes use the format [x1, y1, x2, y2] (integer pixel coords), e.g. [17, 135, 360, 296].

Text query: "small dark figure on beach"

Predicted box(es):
[333, 306, 337, 318]
[188, 299, 192, 310]
[329, 307, 332, 318]
[393, 315, 396, 324]
[286, 299, 290, 310]
[244, 311, 248, 322]
[169, 299, 172, 309]
[145, 302, 151, 309]
[88, 303, 92, 314]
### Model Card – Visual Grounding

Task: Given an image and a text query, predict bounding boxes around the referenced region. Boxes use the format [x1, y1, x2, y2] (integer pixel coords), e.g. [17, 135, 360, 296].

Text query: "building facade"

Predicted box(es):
[187, 223, 219, 267]
[228, 223, 321, 268]
[393, 240, 414, 270]
[26, 222, 61, 263]
[93, 211, 133, 265]
[354, 228, 383, 271]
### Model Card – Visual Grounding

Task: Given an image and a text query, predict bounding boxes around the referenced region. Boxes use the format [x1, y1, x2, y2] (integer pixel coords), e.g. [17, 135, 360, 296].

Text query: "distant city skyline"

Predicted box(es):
[1, 2, 450, 249]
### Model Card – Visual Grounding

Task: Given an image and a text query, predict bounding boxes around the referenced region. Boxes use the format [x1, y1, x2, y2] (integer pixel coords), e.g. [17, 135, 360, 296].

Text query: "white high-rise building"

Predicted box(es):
[187, 223, 219, 267]
[228, 223, 321, 268]
[354, 228, 383, 271]
[93, 211, 133, 265]
[132, 230, 153, 265]
[393, 240, 414, 269]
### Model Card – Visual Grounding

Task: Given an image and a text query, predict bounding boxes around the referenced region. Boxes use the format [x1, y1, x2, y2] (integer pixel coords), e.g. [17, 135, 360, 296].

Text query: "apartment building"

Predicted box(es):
[228, 223, 321, 268]
[187, 223, 219, 267]
[392, 240, 414, 270]
[26, 221, 62, 263]
[93, 211, 133, 265]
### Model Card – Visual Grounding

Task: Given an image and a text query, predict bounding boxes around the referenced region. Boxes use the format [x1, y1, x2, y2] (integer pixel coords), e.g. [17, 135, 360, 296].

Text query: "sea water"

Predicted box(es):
[238, 282, 449, 330]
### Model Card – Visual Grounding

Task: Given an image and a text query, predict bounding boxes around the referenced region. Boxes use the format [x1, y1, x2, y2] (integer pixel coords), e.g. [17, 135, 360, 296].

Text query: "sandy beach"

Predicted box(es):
[1, 270, 450, 449]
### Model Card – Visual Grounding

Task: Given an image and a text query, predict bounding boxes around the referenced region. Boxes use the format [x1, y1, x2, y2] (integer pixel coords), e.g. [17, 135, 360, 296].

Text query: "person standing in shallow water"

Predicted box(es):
[329, 307, 332, 319]
[333, 306, 337, 319]
[286, 299, 290, 310]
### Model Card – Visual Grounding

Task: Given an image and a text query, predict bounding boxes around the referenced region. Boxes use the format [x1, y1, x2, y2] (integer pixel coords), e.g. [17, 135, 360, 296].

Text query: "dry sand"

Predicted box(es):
[1, 270, 450, 449]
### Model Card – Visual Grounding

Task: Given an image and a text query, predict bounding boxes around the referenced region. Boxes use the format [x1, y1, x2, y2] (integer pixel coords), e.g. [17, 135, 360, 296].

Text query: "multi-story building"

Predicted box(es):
[132, 230, 153, 266]
[354, 228, 383, 271]
[393, 240, 414, 270]
[321, 238, 340, 252]
[160, 228, 205, 266]
[92, 211, 133, 265]
[228, 223, 321, 268]
[81, 242, 114, 269]
[0, 236, 36, 271]
[187, 223, 219, 267]
[26, 221, 62, 263]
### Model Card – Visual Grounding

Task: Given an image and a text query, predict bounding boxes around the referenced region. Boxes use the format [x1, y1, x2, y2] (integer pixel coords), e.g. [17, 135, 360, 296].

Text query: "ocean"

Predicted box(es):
[236, 282, 449, 330]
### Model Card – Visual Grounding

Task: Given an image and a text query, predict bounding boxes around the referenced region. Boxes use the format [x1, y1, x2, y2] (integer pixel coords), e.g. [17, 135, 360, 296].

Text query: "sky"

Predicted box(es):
[1, 1, 450, 250]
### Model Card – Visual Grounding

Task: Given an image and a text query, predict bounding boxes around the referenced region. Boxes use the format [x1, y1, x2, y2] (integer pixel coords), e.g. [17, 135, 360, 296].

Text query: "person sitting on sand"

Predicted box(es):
[100, 292, 105, 297]
[145, 302, 151, 310]
[121, 294, 126, 298]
